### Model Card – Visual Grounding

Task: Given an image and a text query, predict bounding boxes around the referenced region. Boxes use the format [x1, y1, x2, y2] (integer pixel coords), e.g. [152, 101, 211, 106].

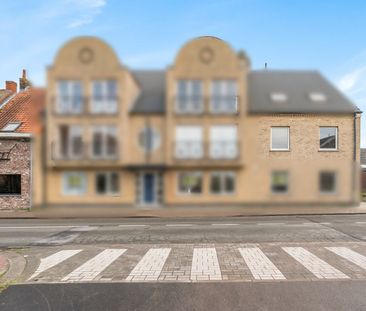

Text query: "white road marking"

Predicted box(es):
[319, 223, 331, 225]
[69, 226, 99, 232]
[211, 223, 239, 226]
[256, 223, 285, 226]
[355, 222, 366, 224]
[190, 248, 222, 281]
[126, 248, 171, 281]
[62, 249, 126, 282]
[29, 250, 82, 280]
[118, 224, 146, 227]
[282, 247, 349, 279]
[166, 224, 193, 227]
[239, 247, 285, 280]
[326, 247, 366, 270]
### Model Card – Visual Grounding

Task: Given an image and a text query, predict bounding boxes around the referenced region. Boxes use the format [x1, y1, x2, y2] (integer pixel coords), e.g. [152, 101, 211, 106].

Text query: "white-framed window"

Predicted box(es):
[209, 125, 238, 159]
[210, 171, 235, 194]
[177, 171, 203, 194]
[95, 172, 120, 195]
[138, 127, 161, 153]
[176, 80, 203, 114]
[58, 125, 83, 159]
[319, 127, 338, 150]
[271, 127, 290, 151]
[91, 80, 118, 114]
[319, 171, 337, 194]
[62, 172, 87, 195]
[271, 171, 289, 194]
[175, 125, 203, 159]
[211, 80, 237, 113]
[56, 80, 83, 114]
[91, 125, 118, 159]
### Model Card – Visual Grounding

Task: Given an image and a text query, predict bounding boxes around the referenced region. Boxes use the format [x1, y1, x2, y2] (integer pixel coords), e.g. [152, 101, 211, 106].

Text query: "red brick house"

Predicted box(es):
[0, 74, 45, 210]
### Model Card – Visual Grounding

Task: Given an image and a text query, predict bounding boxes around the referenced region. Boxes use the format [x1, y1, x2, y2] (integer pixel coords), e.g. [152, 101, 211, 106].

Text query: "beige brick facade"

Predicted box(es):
[35, 36, 361, 208]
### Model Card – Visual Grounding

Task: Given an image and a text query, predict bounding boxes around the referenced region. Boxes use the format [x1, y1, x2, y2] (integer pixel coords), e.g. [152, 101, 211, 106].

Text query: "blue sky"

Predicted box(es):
[1, 0, 366, 145]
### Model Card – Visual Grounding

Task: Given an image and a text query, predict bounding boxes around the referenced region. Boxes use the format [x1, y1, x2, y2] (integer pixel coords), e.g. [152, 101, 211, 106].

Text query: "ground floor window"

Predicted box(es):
[95, 172, 120, 195]
[271, 171, 289, 193]
[0, 174, 21, 194]
[319, 171, 336, 193]
[62, 172, 86, 195]
[178, 172, 202, 194]
[210, 172, 235, 194]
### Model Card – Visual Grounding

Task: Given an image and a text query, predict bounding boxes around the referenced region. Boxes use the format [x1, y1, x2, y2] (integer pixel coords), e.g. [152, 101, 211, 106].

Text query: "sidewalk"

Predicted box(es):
[1, 203, 366, 218]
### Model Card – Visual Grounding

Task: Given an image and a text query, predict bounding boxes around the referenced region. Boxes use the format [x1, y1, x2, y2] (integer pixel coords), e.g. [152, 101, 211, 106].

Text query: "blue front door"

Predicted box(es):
[143, 173, 155, 204]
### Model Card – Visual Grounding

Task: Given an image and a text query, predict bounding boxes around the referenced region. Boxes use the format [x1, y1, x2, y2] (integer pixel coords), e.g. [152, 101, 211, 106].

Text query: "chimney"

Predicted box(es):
[19, 69, 31, 91]
[5, 81, 17, 93]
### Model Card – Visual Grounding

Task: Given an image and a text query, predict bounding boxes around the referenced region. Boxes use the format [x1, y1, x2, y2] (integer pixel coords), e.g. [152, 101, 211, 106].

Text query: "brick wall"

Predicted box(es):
[0, 138, 31, 210]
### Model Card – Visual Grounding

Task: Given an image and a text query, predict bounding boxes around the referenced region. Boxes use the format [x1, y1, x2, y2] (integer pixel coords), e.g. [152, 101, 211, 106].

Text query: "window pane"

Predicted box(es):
[271, 171, 288, 193]
[64, 172, 86, 195]
[320, 127, 337, 149]
[210, 174, 221, 193]
[271, 127, 289, 150]
[106, 80, 117, 99]
[110, 173, 119, 193]
[93, 132, 103, 156]
[224, 174, 235, 192]
[320, 172, 336, 192]
[0, 175, 21, 194]
[178, 172, 202, 194]
[96, 174, 107, 194]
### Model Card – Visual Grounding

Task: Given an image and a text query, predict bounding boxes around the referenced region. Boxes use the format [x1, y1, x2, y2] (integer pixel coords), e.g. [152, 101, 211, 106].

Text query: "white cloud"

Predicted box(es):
[66, 0, 106, 28]
[337, 66, 366, 92]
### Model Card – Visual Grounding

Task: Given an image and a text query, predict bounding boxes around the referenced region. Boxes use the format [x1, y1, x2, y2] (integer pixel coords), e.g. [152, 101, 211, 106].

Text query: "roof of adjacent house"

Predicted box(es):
[0, 89, 14, 106]
[129, 70, 359, 114]
[0, 88, 45, 134]
[131, 70, 166, 114]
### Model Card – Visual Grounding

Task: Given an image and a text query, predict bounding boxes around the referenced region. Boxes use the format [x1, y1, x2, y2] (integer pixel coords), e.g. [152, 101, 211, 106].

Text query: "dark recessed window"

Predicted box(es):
[319, 172, 336, 193]
[0, 174, 21, 194]
[210, 172, 235, 194]
[320, 127, 337, 150]
[96, 172, 119, 195]
[271, 171, 288, 193]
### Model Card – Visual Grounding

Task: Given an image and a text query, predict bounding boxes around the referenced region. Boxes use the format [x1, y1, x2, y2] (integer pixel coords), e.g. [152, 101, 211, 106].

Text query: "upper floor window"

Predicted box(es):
[271, 127, 289, 151]
[175, 126, 203, 159]
[138, 127, 161, 153]
[58, 125, 83, 159]
[56, 81, 83, 114]
[91, 80, 118, 114]
[319, 127, 337, 150]
[176, 80, 203, 114]
[211, 80, 237, 113]
[92, 126, 118, 159]
[209, 125, 238, 159]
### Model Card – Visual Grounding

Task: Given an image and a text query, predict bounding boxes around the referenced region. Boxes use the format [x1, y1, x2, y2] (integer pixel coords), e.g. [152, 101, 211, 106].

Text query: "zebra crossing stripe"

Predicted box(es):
[126, 248, 171, 281]
[191, 248, 222, 281]
[239, 247, 285, 280]
[282, 247, 349, 279]
[326, 247, 366, 270]
[29, 250, 82, 280]
[62, 249, 126, 282]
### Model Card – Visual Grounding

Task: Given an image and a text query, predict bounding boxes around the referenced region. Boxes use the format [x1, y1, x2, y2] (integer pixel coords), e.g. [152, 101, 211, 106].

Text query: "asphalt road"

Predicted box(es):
[1, 281, 366, 311]
[0, 214, 366, 246]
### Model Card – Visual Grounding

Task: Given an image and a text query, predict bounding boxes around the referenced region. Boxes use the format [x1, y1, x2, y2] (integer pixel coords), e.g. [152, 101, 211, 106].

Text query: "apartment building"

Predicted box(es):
[36, 36, 361, 208]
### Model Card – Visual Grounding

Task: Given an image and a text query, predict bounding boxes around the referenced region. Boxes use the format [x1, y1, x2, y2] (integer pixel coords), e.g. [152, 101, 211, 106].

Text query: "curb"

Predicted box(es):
[0, 251, 26, 284]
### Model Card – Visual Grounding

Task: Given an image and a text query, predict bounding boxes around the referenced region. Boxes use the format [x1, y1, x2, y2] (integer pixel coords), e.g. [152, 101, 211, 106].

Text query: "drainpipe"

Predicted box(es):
[352, 112, 360, 205]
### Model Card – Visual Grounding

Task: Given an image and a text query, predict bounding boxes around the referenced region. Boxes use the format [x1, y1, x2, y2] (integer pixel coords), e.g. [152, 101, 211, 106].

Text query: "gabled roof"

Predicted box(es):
[248, 70, 359, 114]
[0, 88, 45, 134]
[130, 70, 165, 114]
[0, 89, 14, 106]
[128, 69, 360, 115]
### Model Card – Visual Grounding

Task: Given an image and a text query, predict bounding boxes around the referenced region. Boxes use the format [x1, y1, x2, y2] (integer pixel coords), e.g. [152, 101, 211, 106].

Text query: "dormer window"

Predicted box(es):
[1, 122, 21, 132]
[309, 92, 327, 102]
[270, 92, 287, 103]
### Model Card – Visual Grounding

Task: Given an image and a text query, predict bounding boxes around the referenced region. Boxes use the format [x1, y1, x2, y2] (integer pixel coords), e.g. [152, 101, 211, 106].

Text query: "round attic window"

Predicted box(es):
[78, 47, 94, 64]
[199, 47, 214, 64]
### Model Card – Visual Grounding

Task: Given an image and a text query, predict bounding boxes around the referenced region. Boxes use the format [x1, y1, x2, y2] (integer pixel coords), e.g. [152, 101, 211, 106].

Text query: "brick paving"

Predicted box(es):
[21, 242, 366, 284]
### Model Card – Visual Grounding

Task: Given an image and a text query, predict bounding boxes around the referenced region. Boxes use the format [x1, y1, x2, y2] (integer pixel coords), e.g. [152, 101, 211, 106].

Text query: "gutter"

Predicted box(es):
[0, 132, 32, 138]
